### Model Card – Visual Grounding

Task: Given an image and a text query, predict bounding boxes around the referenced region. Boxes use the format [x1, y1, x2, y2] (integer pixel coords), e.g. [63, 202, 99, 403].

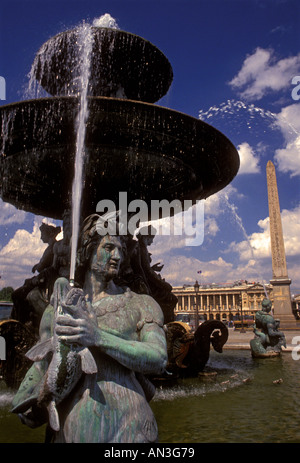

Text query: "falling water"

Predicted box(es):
[199, 100, 288, 290]
[24, 13, 121, 283]
[222, 192, 268, 295]
[199, 99, 299, 139]
[70, 14, 121, 282]
[223, 193, 250, 249]
[69, 23, 93, 284]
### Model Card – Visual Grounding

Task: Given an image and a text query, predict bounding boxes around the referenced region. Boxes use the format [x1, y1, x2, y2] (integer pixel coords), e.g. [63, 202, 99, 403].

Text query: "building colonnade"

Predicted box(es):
[172, 282, 273, 322]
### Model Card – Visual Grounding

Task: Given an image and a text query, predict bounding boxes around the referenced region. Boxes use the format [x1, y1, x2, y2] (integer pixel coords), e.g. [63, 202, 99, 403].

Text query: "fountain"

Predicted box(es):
[0, 16, 239, 442]
[0, 25, 239, 222]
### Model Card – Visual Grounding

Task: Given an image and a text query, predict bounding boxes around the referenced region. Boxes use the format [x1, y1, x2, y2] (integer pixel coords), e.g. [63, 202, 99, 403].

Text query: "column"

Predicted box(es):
[266, 160, 295, 327]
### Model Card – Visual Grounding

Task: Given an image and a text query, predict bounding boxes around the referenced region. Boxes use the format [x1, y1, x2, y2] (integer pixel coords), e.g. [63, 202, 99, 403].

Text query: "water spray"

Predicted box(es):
[69, 23, 93, 286]
[69, 14, 119, 286]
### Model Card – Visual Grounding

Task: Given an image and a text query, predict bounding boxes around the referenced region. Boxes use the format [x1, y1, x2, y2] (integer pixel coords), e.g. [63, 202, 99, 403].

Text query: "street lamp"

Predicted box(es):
[239, 292, 246, 333]
[194, 280, 200, 331]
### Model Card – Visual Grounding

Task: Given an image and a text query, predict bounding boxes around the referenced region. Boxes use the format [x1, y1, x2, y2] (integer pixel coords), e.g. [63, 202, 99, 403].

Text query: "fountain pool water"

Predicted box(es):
[153, 350, 300, 443]
[1, 349, 300, 443]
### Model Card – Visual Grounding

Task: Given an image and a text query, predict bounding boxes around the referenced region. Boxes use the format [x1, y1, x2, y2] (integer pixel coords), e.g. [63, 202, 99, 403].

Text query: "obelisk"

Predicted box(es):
[266, 160, 296, 328]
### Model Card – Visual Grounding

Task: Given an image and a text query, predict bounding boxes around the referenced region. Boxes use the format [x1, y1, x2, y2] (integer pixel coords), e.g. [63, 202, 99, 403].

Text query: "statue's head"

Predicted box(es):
[261, 298, 272, 312]
[275, 319, 280, 330]
[39, 222, 61, 242]
[76, 213, 127, 284]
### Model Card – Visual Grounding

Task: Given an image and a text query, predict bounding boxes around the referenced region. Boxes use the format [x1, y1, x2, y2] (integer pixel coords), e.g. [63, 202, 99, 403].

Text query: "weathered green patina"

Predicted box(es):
[12, 215, 167, 442]
[250, 298, 286, 358]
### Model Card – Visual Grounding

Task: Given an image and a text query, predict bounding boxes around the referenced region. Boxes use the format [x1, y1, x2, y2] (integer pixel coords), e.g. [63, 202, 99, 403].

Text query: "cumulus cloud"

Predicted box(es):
[0, 220, 49, 289]
[155, 252, 270, 288]
[148, 184, 242, 259]
[0, 199, 27, 226]
[224, 204, 300, 289]
[229, 47, 300, 100]
[227, 204, 300, 260]
[274, 103, 300, 177]
[204, 184, 244, 216]
[205, 217, 219, 237]
[156, 254, 234, 287]
[237, 142, 260, 174]
[152, 202, 300, 291]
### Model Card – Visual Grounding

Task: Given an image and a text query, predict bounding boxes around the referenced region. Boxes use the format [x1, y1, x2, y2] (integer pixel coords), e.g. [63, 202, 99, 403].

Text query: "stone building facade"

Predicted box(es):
[172, 281, 273, 323]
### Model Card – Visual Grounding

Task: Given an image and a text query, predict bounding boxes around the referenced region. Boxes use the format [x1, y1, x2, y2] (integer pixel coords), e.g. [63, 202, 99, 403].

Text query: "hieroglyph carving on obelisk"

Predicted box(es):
[266, 160, 288, 279]
[266, 160, 296, 328]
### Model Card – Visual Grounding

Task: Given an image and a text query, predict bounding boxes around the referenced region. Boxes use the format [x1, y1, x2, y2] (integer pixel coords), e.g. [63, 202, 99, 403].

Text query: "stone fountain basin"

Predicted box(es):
[33, 27, 173, 103]
[0, 96, 239, 220]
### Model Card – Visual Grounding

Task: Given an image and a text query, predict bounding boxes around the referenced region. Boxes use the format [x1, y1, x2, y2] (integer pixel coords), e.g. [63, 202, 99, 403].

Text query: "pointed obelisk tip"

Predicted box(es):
[266, 160, 274, 169]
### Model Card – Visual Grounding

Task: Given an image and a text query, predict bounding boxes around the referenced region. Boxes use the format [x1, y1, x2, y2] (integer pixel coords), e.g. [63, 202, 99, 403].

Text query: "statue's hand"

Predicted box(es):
[55, 288, 99, 347]
[55, 315, 99, 347]
[151, 262, 164, 272]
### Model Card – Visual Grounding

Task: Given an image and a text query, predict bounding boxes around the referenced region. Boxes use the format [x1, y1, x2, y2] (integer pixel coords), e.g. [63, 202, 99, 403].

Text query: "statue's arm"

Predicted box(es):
[96, 298, 167, 375]
[266, 322, 284, 338]
[32, 246, 53, 273]
[56, 294, 167, 375]
[51, 242, 61, 270]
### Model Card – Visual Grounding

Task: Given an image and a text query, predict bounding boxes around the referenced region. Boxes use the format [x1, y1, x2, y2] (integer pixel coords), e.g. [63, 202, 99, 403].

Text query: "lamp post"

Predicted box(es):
[194, 280, 200, 331]
[239, 292, 246, 333]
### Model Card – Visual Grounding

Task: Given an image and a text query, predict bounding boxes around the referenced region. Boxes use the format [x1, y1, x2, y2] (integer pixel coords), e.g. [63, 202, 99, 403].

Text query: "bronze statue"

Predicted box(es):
[250, 298, 286, 358]
[12, 214, 167, 443]
[52, 210, 72, 279]
[165, 319, 228, 376]
[11, 222, 61, 331]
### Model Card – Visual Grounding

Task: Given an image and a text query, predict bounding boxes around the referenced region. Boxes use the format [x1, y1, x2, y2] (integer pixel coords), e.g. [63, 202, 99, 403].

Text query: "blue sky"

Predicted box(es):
[0, 0, 299, 295]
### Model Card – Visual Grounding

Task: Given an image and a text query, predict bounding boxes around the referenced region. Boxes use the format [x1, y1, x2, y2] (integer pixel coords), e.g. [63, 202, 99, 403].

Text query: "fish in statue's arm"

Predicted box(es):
[12, 278, 97, 432]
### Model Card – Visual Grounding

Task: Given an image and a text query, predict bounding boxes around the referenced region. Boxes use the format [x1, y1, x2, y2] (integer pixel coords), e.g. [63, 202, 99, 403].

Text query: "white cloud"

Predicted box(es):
[156, 252, 269, 288]
[203, 184, 244, 216]
[156, 254, 234, 287]
[223, 205, 300, 289]
[237, 142, 260, 174]
[147, 184, 242, 259]
[0, 199, 27, 226]
[274, 103, 300, 177]
[205, 217, 219, 237]
[152, 203, 300, 292]
[227, 204, 300, 260]
[229, 47, 300, 100]
[275, 138, 300, 177]
[0, 220, 48, 289]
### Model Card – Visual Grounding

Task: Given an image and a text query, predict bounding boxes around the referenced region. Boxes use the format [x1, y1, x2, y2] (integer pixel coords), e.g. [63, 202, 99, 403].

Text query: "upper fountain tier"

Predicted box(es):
[33, 27, 173, 103]
[0, 24, 240, 220]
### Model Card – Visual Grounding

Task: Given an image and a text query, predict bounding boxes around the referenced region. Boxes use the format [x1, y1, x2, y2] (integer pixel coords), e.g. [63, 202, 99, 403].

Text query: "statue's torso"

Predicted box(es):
[56, 291, 159, 443]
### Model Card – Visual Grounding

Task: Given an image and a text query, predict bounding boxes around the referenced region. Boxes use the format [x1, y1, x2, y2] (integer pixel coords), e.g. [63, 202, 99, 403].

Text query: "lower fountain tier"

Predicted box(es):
[0, 96, 239, 220]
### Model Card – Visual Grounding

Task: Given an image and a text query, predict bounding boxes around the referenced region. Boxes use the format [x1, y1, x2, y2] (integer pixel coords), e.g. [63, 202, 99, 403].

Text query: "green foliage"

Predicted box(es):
[0, 286, 14, 302]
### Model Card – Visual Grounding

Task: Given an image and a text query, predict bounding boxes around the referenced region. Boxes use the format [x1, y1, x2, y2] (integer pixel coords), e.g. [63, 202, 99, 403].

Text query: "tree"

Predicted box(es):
[0, 287, 14, 302]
